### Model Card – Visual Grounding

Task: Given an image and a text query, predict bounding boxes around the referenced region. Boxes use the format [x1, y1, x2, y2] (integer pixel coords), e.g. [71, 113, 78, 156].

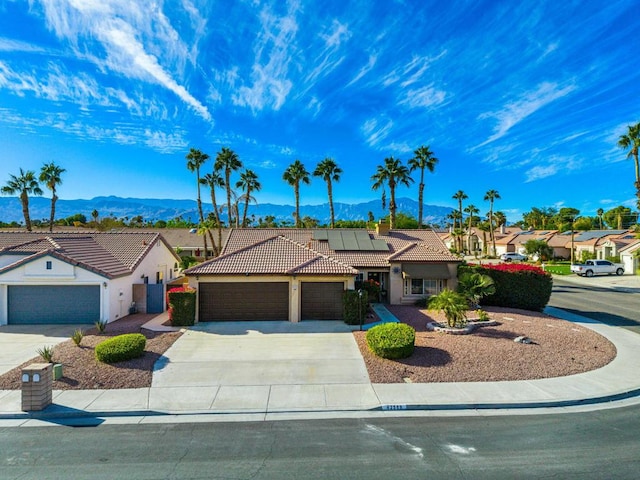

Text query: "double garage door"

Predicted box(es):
[198, 281, 344, 321]
[8, 285, 100, 325]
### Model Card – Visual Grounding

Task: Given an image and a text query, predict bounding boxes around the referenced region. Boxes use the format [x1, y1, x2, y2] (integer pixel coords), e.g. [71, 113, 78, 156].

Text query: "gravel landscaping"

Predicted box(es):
[354, 305, 616, 383]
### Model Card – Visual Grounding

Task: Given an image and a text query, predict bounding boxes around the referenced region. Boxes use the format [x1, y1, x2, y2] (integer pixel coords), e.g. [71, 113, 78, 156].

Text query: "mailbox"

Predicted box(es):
[21, 363, 53, 411]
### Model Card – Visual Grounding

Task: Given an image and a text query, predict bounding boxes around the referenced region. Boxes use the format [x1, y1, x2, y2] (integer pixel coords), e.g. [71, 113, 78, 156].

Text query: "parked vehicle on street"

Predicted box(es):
[570, 259, 624, 277]
[500, 252, 528, 262]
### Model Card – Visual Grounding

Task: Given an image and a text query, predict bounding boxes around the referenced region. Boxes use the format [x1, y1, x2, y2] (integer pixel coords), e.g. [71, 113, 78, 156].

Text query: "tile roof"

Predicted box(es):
[0, 231, 178, 278]
[185, 235, 357, 275]
[187, 228, 459, 276]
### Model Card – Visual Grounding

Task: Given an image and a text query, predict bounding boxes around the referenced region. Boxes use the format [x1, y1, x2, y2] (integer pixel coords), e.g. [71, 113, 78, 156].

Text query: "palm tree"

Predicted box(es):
[313, 158, 342, 228]
[451, 190, 467, 251]
[597, 208, 604, 230]
[464, 204, 479, 255]
[186, 147, 211, 259]
[235, 169, 261, 227]
[408, 146, 438, 229]
[477, 220, 492, 256]
[371, 157, 414, 229]
[214, 147, 243, 227]
[484, 189, 501, 256]
[494, 211, 507, 229]
[200, 171, 225, 256]
[39, 162, 66, 232]
[1, 168, 43, 231]
[618, 122, 640, 200]
[283, 160, 311, 228]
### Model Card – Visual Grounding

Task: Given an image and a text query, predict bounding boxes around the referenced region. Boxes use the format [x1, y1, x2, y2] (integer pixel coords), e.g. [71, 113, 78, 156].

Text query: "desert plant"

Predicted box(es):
[94, 319, 107, 333]
[95, 333, 146, 364]
[366, 323, 415, 359]
[37, 345, 54, 363]
[475, 309, 491, 322]
[428, 289, 469, 328]
[71, 329, 84, 346]
[457, 272, 496, 308]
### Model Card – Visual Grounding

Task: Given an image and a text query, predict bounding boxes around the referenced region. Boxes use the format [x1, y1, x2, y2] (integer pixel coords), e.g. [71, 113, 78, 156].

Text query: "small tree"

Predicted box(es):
[524, 239, 554, 262]
[428, 289, 469, 328]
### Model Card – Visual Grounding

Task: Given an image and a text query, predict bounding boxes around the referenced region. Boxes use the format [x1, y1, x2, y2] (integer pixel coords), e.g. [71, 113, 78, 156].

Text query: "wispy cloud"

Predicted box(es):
[347, 54, 377, 86]
[0, 37, 46, 53]
[361, 116, 394, 148]
[38, 0, 211, 120]
[399, 84, 446, 109]
[524, 164, 558, 182]
[476, 81, 577, 147]
[230, 1, 300, 112]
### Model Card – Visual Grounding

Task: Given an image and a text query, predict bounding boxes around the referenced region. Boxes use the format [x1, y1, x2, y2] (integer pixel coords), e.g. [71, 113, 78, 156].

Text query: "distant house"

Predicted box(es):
[0, 232, 181, 325]
[185, 224, 461, 322]
[619, 241, 640, 275]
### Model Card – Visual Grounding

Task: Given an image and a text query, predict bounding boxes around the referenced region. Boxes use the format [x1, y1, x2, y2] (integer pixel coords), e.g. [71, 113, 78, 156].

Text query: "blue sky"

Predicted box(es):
[0, 0, 639, 223]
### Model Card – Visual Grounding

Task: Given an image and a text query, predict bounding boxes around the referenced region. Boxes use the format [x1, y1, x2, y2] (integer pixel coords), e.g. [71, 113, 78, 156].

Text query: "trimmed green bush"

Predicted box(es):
[167, 287, 196, 326]
[459, 264, 552, 311]
[366, 323, 415, 359]
[95, 333, 146, 364]
[343, 289, 369, 325]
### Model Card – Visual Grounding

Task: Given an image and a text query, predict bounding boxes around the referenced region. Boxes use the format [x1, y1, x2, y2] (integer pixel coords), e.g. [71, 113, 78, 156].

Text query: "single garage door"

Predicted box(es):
[301, 282, 344, 320]
[8, 285, 100, 324]
[199, 282, 289, 321]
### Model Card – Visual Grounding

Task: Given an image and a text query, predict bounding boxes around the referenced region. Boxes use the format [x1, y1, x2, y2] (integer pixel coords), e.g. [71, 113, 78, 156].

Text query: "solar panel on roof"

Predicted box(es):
[342, 231, 360, 250]
[372, 239, 390, 251]
[313, 230, 328, 240]
[327, 230, 345, 250]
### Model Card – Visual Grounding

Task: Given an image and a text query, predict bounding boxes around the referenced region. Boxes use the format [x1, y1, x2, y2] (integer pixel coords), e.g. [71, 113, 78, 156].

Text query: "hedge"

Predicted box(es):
[366, 323, 415, 359]
[459, 263, 552, 311]
[95, 333, 146, 364]
[343, 289, 369, 325]
[167, 286, 196, 326]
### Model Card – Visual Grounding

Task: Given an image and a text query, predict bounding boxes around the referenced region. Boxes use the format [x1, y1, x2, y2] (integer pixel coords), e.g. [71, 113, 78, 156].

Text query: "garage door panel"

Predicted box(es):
[301, 282, 344, 320]
[8, 285, 100, 325]
[199, 282, 289, 321]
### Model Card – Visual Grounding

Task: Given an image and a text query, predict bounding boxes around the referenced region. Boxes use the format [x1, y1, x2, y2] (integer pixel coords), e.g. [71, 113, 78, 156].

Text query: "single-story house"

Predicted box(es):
[0, 231, 181, 325]
[185, 223, 462, 322]
[619, 241, 640, 275]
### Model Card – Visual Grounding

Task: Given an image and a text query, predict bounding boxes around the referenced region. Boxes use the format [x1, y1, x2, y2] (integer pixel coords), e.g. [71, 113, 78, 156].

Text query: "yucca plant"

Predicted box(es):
[37, 345, 54, 363]
[94, 320, 107, 333]
[71, 329, 84, 346]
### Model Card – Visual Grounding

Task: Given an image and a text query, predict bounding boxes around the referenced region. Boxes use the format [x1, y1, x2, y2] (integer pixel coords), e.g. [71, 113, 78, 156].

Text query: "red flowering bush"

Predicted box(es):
[459, 264, 552, 311]
[167, 285, 196, 326]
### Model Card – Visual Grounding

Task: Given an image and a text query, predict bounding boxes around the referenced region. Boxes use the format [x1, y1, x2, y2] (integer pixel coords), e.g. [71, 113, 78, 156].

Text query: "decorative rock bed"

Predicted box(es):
[426, 319, 500, 334]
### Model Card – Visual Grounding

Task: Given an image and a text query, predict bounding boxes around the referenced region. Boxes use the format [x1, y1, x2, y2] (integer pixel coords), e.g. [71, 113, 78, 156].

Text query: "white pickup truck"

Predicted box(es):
[570, 259, 624, 277]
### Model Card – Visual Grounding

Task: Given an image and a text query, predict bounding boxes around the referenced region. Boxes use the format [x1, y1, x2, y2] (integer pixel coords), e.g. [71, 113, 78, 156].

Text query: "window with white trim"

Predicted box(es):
[404, 278, 444, 296]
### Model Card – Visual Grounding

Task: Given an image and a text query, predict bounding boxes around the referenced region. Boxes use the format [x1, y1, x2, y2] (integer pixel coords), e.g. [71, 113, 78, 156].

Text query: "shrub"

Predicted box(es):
[94, 319, 107, 333]
[460, 263, 552, 311]
[366, 323, 415, 359]
[167, 286, 196, 326]
[428, 289, 469, 328]
[414, 296, 429, 308]
[343, 289, 369, 325]
[37, 345, 54, 363]
[475, 309, 490, 322]
[95, 333, 146, 364]
[71, 329, 84, 346]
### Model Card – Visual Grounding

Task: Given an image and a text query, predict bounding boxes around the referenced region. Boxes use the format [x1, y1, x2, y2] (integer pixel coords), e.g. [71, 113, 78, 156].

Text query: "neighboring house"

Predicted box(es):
[619, 241, 640, 275]
[572, 230, 629, 260]
[0, 232, 181, 325]
[595, 232, 637, 260]
[138, 228, 231, 261]
[438, 225, 521, 255]
[185, 223, 461, 322]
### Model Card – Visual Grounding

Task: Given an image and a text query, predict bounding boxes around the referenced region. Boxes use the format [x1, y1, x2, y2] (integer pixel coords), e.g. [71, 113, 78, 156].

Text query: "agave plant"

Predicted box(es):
[428, 289, 469, 328]
[457, 272, 495, 308]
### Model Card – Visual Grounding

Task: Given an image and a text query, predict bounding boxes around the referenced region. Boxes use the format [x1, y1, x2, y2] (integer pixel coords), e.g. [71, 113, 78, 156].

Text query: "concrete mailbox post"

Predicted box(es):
[21, 363, 53, 411]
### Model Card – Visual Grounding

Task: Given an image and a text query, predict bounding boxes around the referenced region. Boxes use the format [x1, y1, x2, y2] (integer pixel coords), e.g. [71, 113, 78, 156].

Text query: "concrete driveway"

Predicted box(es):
[0, 324, 84, 376]
[152, 321, 370, 388]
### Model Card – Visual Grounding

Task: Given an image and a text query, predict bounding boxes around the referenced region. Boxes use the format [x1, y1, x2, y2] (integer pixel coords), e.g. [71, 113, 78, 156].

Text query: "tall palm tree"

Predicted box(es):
[371, 157, 414, 229]
[1, 168, 43, 231]
[313, 158, 342, 228]
[484, 189, 501, 256]
[214, 147, 243, 227]
[39, 161, 66, 232]
[597, 208, 604, 230]
[464, 204, 479, 255]
[283, 160, 311, 228]
[235, 169, 261, 227]
[408, 146, 438, 229]
[451, 190, 467, 251]
[618, 122, 640, 199]
[200, 171, 225, 256]
[186, 147, 211, 259]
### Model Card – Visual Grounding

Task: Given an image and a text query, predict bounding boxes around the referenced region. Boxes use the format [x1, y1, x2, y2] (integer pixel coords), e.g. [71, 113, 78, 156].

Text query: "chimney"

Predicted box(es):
[376, 219, 390, 236]
[500, 224, 505, 235]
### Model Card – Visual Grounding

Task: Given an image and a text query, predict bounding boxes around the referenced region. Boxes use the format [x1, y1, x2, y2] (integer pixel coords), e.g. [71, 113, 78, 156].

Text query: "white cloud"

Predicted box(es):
[399, 84, 446, 109]
[347, 54, 377, 86]
[524, 164, 558, 182]
[258, 160, 278, 169]
[37, 0, 211, 121]
[477, 81, 577, 146]
[0, 37, 46, 53]
[361, 117, 394, 148]
[230, 1, 300, 112]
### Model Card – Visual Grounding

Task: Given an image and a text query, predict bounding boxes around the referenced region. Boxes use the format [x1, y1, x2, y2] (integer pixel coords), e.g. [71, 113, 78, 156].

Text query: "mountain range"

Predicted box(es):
[0, 196, 454, 226]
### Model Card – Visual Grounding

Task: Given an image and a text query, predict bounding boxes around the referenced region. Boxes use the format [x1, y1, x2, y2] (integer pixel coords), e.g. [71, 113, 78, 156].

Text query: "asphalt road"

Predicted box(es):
[548, 276, 640, 333]
[2, 407, 640, 480]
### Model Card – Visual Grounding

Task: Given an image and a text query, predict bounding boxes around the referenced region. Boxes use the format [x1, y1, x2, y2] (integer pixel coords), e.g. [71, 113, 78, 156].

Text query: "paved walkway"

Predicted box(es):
[2, 303, 640, 425]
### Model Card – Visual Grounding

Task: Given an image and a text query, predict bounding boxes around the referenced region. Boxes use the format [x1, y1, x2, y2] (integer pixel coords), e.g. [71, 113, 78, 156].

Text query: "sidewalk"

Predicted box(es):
[2, 306, 640, 425]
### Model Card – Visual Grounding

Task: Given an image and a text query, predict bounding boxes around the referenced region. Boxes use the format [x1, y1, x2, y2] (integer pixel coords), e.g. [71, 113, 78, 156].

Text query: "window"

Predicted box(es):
[46, 261, 52, 270]
[404, 278, 444, 296]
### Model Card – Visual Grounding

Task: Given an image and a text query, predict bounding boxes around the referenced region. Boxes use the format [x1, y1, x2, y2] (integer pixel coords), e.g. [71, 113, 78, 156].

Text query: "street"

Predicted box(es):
[548, 276, 640, 333]
[2, 407, 640, 479]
